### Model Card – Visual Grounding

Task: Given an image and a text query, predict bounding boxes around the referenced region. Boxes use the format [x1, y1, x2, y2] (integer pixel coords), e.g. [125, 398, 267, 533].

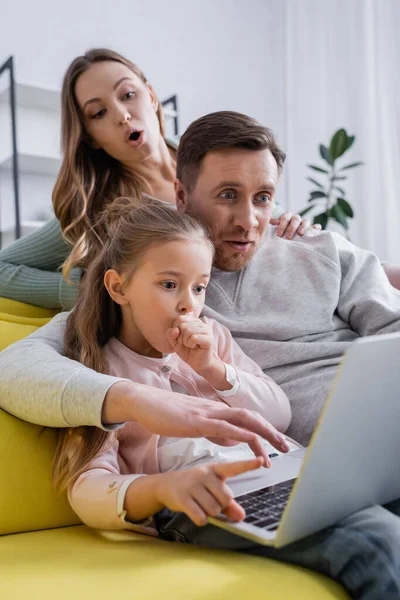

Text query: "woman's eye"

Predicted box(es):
[220, 191, 235, 201]
[122, 91, 135, 100]
[193, 285, 206, 294]
[257, 193, 272, 204]
[91, 109, 106, 120]
[161, 281, 176, 290]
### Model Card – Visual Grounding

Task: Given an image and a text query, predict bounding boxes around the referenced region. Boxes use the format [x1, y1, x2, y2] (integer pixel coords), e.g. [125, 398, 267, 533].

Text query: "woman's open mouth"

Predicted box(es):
[126, 129, 145, 147]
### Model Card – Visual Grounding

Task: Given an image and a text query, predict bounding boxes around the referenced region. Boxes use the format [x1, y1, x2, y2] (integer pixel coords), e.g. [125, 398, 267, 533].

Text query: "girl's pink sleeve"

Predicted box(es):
[68, 440, 157, 535]
[209, 318, 291, 432]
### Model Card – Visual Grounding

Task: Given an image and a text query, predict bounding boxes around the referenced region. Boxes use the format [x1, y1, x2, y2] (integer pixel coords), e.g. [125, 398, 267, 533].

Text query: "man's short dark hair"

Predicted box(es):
[176, 111, 286, 191]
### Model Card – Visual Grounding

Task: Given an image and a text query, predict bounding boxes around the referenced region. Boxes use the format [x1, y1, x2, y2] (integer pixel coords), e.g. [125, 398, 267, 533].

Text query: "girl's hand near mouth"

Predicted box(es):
[166, 315, 225, 387]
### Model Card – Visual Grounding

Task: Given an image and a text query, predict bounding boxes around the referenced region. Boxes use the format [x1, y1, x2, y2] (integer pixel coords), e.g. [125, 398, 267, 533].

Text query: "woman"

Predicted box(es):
[0, 48, 309, 310]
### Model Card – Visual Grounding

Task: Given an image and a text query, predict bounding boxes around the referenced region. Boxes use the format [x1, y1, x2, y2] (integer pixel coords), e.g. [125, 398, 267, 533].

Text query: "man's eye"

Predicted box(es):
[161, 281, 176, 290]
[257, 193, 272, 204]
[193, 285, 206, 294]
[91, 109, 106, 120]
[220, 191, 236, 201]
[122, 91, 135, 100]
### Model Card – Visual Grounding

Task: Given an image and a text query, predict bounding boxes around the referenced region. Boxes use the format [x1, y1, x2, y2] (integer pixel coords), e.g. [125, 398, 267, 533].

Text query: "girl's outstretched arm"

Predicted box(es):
[69, 441, 264, 532]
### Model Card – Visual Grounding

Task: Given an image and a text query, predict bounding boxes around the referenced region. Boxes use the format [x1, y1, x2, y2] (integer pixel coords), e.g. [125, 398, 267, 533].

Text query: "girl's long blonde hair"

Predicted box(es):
[53, 197, 213, 492]
[52, 48, 166, 280]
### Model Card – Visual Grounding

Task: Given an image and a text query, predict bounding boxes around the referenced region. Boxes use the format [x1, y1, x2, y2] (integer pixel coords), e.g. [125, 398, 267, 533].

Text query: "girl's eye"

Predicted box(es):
[161, 281, 176, 290]
[91, 109, 106, 120]
[193, 285, 206, 295]
[220, 190, 236, 201]
[257, 193, 272, 204]
[122, 91, 135, 100]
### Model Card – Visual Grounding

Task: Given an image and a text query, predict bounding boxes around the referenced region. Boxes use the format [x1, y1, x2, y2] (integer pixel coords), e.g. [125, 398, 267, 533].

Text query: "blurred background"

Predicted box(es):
[0, 0, 399, 262]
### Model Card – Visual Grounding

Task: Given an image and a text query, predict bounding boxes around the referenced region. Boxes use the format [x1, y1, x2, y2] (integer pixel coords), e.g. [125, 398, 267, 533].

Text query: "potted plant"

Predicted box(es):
[300, 128, 363, 232]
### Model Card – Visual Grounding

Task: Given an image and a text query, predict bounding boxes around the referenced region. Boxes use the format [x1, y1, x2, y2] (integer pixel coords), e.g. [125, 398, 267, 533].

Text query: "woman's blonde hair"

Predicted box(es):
[53, 197, 213, 492]
[52, 48, 166, 280]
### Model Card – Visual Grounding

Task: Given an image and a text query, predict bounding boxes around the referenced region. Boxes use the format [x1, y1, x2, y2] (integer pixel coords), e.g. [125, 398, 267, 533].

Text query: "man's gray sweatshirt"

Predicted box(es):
[1, 228, 400, 445]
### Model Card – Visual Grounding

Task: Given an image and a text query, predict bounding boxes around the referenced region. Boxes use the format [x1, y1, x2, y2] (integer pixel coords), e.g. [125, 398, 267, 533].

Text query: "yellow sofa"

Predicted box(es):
[0, 298, 348, 599]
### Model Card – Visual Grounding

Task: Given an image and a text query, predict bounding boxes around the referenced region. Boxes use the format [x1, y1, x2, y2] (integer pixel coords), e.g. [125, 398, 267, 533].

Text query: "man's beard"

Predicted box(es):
[212, 240, 257, 272]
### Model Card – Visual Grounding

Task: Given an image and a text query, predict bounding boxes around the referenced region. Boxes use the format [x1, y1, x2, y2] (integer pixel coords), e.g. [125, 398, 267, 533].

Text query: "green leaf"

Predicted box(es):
[307, 177, 324, 189]
[308, 191, 327, 201]
[313, 212, 329, 229]
[331, 202, 349, 229]
[330, 129, 349, 160]
[337, 198, 354, 218]
[319, 144, 334, 166]
[308, 164, 329, 174]
[340, 161, 364, 171]
[334, 186, 346, 195]
[331, 175, 347, 180]
[346, 136, 355, 151]
[299, 205, 314, 217]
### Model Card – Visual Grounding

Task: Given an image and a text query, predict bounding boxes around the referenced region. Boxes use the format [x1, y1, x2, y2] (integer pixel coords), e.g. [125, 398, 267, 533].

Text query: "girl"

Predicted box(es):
[0, 48, 310, 311]
[54, 198, 400, 600]
[54, 196, 292, 530]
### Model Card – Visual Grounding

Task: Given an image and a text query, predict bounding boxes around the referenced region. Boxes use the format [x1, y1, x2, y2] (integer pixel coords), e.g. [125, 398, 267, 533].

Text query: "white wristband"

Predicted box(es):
[213, 363, 240, 398]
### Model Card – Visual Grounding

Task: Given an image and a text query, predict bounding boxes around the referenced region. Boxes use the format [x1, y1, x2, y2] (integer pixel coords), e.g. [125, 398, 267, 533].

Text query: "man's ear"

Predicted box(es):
[104, 269, 128, 306]
[175, 179, 189, 212]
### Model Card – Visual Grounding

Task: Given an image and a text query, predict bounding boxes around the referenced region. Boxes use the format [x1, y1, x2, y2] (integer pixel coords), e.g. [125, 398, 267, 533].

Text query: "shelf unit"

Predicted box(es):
[0, 81, 62, 175]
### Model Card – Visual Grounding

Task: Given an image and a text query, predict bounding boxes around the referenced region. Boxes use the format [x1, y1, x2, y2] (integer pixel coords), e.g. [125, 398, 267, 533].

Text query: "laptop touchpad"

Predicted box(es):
[227, 450, 305, 497]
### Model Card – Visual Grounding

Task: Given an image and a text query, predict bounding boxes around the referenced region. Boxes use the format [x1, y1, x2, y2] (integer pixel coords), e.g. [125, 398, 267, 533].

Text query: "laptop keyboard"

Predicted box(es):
[236, 478, 296, 531]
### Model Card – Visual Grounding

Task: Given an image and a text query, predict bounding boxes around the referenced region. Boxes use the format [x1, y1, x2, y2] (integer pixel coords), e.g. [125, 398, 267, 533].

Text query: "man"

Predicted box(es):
[175, 111, 400, 445]
[1, 111, 400, 598]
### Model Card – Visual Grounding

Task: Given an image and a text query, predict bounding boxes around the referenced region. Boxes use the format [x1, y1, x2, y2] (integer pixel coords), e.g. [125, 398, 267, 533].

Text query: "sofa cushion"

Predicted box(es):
[0, 525, 348, 599]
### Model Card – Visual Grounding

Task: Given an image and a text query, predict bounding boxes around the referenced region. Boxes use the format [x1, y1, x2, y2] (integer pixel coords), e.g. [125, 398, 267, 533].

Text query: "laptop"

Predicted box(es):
[209, 332, 400, 548]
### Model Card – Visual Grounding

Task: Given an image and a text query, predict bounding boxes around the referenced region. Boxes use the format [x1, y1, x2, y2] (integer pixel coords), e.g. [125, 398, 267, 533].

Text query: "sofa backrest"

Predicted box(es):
[0, 296, 58, 353]
[0, 407, 81, 535]
[0, 298, 80, 535]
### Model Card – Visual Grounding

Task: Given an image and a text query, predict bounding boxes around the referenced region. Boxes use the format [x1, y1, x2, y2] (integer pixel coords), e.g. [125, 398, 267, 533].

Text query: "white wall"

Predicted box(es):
[0, 169, 54, 243]
[0, 0, 289, 241]
[1, 0, 399, 260]
[283, 0, 400, 262]
[0, 0, 286, 135]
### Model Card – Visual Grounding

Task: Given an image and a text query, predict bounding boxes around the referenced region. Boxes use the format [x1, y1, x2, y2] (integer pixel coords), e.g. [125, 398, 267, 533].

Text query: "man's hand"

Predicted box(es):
[103, 380, 290, 457]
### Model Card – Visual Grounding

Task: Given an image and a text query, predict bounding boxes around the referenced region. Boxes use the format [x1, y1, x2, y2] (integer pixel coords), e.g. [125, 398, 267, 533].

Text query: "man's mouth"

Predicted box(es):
[223, 240, 254, 252]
